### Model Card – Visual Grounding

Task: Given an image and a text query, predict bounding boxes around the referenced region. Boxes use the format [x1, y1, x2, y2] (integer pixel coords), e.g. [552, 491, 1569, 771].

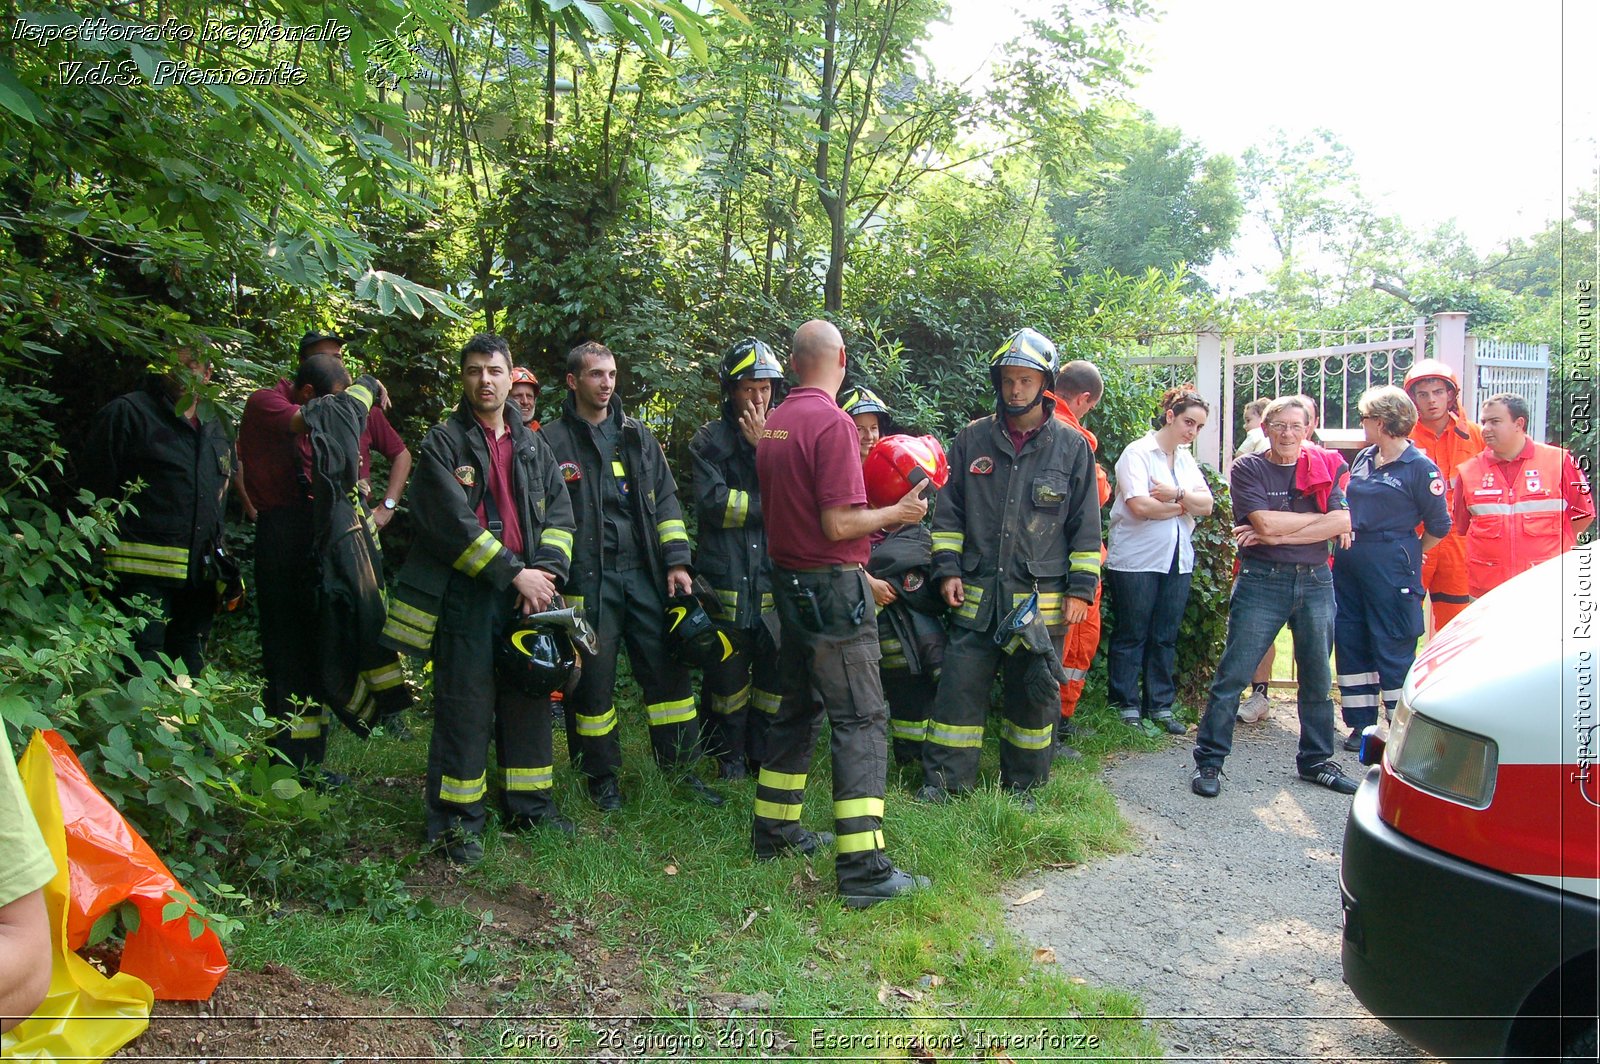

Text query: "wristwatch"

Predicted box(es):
[382, 497, 398, 511]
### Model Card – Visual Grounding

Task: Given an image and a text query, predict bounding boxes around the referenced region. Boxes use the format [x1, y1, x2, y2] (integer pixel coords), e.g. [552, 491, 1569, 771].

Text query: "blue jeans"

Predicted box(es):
[1193, 560, 1336, 775]
[1106, 563, 1191, 717]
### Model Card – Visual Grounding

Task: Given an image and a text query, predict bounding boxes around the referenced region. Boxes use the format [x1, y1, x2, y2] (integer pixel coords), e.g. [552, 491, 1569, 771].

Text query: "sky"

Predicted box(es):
[922, 0, 1598, 288]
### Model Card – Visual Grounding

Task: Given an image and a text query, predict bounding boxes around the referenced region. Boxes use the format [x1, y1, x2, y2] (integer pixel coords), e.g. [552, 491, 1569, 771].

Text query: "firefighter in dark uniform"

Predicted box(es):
[917, 328, 1101, 809]
[539, 341, 724, 810]
[689, 339, 786, 780]
[81, 347, 234, 675]
[1333, 385, 1450, 748]
[754, 319, 932, 908]
[839, 386, 948, 769]
[380, 334, 577, 865]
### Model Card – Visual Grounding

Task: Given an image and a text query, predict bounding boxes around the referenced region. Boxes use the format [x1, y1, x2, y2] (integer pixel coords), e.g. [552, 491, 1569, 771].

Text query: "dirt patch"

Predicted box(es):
[115, 964, 441, 1062]
[107, 843, 721, 1062]
[1005, 702, 1439, 1063]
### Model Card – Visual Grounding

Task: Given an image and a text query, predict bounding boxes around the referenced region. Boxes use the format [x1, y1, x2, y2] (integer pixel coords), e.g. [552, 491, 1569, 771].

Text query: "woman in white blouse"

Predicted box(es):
[1105, 387, 1215, 733]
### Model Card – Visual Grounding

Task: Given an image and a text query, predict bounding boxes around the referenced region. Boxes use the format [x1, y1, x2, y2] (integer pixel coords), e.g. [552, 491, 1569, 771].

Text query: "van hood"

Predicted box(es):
[1405, 547, 1596, 767]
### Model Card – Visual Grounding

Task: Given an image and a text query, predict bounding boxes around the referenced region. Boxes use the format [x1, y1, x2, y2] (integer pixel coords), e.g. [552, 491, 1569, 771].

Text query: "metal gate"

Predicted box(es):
[1467, 338, 1550, 440]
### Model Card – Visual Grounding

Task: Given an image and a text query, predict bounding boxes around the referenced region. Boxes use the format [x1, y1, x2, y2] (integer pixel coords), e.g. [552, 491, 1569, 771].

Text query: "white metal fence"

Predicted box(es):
[1110, 315, 1551, 471]
[1221, 319, 1427, 461]
[1468, 338, 1550, 441]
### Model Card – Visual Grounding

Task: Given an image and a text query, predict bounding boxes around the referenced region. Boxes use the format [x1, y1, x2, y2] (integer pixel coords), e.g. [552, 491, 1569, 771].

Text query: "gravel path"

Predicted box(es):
[1007, 702, 1437, 1063]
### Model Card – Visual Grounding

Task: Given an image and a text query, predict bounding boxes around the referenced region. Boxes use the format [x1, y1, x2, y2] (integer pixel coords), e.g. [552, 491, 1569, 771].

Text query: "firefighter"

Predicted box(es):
[510, 366, 542, 430]
[917, 328, 1101, 810]
[1452, 391, 1593, 598]
[839, 385, 947, 769]
[689, 339, 785, 780]
[1049, 359, 1111, 758]
[1402, 359, 1485, 634]
[237, 354, 358, 772]
[81, 346, 235, 676]
[237, 332, 412, 531]
[1334, 386, 1451, 751]
[539, 341, 724, 810]
[754, 319, 931, 908]
[380, 334, 577, 864]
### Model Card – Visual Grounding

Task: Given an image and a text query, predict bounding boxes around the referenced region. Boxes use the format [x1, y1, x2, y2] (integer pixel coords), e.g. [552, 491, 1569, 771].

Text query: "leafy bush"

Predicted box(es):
[0, 391, 369, 927]
[1173, 467, 1235, 705]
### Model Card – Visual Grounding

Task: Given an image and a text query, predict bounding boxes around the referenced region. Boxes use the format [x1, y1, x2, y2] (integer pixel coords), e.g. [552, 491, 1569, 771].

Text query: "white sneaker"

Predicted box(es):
[1236, 689, 1271, 724]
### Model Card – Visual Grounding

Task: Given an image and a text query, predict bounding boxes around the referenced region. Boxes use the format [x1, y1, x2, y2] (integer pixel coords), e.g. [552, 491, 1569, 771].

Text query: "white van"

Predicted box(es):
[1340, 547, 1599, 1061]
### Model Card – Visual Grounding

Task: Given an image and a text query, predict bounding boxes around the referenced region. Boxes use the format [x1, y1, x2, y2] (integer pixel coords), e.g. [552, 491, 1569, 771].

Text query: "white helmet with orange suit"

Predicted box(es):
[1404, 359, 1462, 412]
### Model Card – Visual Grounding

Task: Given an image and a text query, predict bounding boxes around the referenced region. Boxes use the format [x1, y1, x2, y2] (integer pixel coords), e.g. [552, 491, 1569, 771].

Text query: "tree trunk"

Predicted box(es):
[815, 0, 842, 312]
[543, 12, 558, 165]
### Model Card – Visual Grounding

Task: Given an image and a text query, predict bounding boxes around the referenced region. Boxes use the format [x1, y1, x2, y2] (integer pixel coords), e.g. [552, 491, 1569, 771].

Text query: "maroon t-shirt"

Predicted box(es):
[475, 420, 525, 557]
[757, 387, 870, 569]
[238, 380, 308, 514]
[360, 407, 406, 480]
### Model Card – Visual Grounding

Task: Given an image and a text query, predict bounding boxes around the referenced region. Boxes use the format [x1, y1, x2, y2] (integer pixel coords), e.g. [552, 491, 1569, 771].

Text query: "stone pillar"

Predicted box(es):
[1196, 329, 1223, 468]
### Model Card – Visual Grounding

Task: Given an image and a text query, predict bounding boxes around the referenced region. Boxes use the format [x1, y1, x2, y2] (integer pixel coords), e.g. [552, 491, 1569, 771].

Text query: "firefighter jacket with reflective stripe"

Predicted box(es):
[538, 392, 691, 608]
[81, 376, 234, 585]
[303, 378, 411, 731]
[931, 395, 1101, 634]
[689, 415, 771, 629]
[382, 401, 575, 657]
[1454, 440, 1593, 596]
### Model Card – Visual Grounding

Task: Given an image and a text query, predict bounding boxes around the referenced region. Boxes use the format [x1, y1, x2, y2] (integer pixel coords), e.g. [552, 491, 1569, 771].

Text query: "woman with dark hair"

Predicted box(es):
[1105, 387, 1215, 733]
[1333, 385, 1450, 750]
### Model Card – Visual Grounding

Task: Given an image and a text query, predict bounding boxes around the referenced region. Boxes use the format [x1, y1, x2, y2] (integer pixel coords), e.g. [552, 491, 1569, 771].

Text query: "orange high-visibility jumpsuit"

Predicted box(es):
[1052, 402, 1111, 720]
[1410, 411, 1485, 634]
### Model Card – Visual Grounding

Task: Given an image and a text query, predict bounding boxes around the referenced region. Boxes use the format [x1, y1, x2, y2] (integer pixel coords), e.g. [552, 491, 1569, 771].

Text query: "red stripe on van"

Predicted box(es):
[1378, 760, 1600, 881]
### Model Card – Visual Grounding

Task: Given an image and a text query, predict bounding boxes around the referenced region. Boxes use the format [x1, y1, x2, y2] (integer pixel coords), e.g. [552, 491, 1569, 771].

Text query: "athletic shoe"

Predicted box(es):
[1299, 761, 1360, 795]
[1150, 713, 1187, 735]
[1191, 765, 1222, 798]
[1236, 690, 1271, 724]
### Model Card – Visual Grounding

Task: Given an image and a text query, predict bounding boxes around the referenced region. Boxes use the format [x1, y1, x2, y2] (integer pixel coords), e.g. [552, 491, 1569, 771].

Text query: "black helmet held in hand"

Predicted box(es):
[497, 615, 577, 697]
[665, 592, 733, 668]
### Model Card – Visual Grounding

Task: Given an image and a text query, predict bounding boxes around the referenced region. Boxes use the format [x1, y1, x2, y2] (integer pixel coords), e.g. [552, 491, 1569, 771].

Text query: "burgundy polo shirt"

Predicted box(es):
[756, 387, 869, 569]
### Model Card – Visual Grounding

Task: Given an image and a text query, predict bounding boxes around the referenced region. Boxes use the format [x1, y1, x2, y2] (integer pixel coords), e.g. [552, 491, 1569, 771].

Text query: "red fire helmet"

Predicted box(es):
[863, 434, 949, 509]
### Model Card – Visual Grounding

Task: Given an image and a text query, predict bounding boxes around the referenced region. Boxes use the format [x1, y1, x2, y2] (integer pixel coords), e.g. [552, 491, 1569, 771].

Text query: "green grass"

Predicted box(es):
[230, 696, 1169, 1061]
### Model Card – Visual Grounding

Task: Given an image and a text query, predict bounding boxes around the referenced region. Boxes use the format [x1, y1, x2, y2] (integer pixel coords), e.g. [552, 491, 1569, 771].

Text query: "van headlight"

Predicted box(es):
[1386, 699, 1499, 808]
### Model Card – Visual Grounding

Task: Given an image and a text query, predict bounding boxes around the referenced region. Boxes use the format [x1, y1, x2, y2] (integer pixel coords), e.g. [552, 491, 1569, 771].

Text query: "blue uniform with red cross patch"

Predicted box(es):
[1332, 442, 1451, 734]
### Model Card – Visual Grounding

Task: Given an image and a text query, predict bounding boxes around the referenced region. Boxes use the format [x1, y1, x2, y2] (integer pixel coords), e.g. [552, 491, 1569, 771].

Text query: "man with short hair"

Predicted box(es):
[1191, 396, 1358, 799]
[755, 319, 931, 907]
[1403, 361, 1486, 633]
[1452, 392, 1592, 598]
[382, 334, 577, 864]
[238, 354, 355, 770]
[918, 329, 1102, 810]
[539, 341, 723, 810]
[81, 346, 235, 675]
[1236, 393, 1336, 724]
[1050, 358, 1112, 754]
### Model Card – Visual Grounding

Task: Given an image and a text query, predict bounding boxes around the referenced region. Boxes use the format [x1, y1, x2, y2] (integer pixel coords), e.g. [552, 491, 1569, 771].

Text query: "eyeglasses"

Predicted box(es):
[1359, 415, 1378, 422]
[1265, 422, 1308, 434]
